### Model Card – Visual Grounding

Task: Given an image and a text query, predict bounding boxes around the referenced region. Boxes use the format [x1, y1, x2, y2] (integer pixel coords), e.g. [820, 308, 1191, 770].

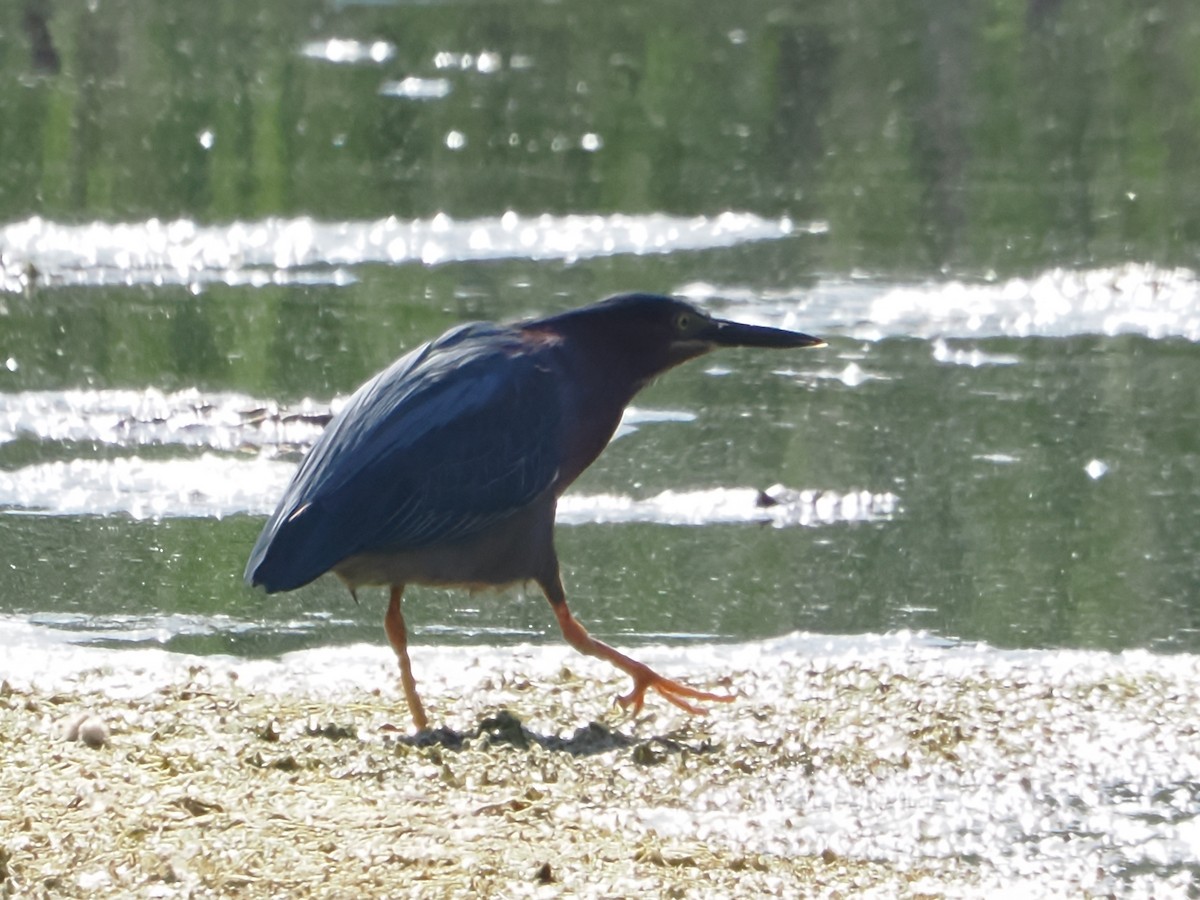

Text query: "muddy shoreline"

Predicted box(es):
[2, 638, 1196, 897]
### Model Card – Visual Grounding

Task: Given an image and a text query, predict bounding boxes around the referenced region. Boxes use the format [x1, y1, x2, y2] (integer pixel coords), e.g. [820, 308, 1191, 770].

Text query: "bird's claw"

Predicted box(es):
[617, 670, 735, 716]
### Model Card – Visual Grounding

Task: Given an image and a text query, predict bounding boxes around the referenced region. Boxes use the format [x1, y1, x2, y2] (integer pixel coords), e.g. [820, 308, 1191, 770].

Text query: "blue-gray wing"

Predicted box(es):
[245, 324, 562, 592]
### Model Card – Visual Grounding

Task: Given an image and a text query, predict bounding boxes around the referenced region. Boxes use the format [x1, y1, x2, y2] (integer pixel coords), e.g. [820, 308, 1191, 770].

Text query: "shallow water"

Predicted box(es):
[3, 262, 1199, 661]
[0, 5, 1198, 682]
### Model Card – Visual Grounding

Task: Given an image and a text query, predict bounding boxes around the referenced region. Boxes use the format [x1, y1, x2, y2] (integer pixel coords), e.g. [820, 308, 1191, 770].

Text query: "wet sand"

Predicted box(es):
[2, 634, 1197, 898]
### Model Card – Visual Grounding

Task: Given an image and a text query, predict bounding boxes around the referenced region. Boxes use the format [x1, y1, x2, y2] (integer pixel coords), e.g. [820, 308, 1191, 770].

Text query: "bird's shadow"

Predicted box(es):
[389, 708, 715, 761]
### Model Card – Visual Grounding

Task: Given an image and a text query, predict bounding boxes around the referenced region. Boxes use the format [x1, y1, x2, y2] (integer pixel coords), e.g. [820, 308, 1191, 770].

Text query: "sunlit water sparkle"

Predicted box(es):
[0, 212, 811, 292]
[0, 453, 894, 526]
[0, 390, 897, 522]
[679, 262, 1200, 341]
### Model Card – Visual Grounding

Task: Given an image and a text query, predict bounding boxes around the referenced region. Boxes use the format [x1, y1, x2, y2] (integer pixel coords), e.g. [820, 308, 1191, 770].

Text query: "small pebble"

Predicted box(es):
[64, 713, 110, 748]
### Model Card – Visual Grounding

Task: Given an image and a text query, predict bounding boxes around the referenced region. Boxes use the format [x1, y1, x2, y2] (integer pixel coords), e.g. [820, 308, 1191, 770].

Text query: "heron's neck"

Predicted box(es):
[550, 337, 649, 494]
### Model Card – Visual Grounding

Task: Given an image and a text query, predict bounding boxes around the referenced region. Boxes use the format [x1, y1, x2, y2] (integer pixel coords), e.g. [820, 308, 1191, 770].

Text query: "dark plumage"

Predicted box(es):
[246, 293, 824, 729]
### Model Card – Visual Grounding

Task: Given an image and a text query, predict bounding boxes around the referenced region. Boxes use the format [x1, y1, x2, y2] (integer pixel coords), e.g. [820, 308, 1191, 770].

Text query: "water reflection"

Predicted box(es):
[301, 38, 396, 65]
[680, 263, 1200, 342]
[0, 211, 809, 292]
[3, 1, 1198, 271]
[1, 1, 1199, 663]
[2, 305, 1198, 656]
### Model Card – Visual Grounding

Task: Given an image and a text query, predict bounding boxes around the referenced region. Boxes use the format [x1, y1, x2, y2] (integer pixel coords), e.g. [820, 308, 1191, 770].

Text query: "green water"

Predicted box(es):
[2, 0, 1199, 657]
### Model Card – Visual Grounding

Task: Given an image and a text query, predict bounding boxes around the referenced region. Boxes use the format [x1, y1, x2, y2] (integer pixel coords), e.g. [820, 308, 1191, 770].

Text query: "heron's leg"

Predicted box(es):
[538, 572, 734, 716]
[384, 585, 429, 731]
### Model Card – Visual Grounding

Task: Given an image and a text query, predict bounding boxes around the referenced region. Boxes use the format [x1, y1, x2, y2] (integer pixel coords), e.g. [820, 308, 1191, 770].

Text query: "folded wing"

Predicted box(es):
[245, 324, 562, 592]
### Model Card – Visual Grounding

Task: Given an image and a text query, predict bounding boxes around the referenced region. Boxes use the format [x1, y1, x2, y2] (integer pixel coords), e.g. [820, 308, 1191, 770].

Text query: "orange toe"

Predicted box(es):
[618, 671, 735, 716]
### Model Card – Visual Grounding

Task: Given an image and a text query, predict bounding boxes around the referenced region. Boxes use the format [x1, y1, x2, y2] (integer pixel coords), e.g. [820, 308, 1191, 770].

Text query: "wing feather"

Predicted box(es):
[246, 324, 562, 591]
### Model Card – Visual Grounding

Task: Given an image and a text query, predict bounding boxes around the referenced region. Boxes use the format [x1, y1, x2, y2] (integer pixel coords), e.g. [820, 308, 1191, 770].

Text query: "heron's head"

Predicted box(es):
[542, 293, 824, 380]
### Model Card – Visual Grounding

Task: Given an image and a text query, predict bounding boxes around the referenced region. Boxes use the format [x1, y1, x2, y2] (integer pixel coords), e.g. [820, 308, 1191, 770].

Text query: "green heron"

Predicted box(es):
[245, 293, 824, 730]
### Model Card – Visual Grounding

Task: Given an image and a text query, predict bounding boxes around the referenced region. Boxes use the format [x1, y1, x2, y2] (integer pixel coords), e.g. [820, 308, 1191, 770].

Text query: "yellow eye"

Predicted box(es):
[675, 312, 692, 332]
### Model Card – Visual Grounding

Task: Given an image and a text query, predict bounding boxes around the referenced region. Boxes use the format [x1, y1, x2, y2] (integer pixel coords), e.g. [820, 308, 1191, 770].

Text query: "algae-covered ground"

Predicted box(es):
[2, 633, 1198, 898]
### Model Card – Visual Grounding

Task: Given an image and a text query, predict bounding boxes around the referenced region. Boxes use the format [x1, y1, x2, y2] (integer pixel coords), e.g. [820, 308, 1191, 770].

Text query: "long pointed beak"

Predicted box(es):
[702, 316, 826, 349]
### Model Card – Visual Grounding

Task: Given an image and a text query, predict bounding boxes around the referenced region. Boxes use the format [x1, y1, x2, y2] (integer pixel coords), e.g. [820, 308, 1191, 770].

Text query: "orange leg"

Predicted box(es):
[384, 585, 429, 731]
[539, 573, 734, 716]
